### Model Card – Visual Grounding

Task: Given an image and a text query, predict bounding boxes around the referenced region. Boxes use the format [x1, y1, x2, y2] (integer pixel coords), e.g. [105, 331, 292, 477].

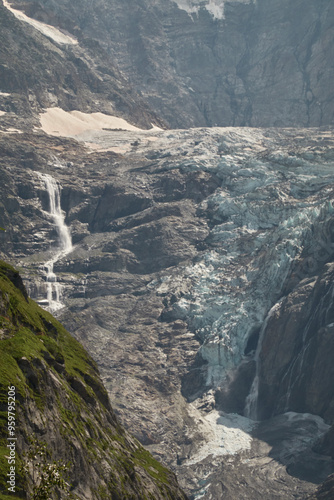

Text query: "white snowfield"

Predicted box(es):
[2, 0, 78, 45]
[174, 0, 251, 19]
[39, 108, 144, 136]
[38, 108, 162, 153]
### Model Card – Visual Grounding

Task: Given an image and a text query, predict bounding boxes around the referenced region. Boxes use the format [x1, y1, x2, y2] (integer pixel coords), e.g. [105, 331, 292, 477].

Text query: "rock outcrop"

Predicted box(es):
[307, 474, 334, 500]
[0, 260, 187, 499]
[256, 263, 334, 422]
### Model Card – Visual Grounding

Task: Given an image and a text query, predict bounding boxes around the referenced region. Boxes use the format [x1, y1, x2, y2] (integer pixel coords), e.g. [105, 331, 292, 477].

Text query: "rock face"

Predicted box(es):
[6, 0, 334, 128]
[307, 474, 334, 500]
[255, 264, 334, 422]
[0, 0, 163, 130]
[0, 260, 187, 499]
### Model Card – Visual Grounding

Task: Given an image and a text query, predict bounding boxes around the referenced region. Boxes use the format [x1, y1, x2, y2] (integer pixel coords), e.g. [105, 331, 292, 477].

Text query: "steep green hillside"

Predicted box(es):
[0, 260, 187, 499]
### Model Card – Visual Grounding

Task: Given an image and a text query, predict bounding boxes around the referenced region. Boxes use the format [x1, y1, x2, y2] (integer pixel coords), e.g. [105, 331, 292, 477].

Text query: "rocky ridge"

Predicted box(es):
[0, 260, 187, 499]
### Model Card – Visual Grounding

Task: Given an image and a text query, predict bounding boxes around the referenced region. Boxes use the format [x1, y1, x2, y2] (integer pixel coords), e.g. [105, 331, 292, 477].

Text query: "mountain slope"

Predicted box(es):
[5, 0, 334, 128]
[0, 260, 187, 499]
[0, 0, 164, 131]
[1, 0, 334, 497]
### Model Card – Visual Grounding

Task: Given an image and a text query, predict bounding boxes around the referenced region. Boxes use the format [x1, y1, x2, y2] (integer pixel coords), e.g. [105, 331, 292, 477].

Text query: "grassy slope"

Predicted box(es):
[0, 261, 185, 499]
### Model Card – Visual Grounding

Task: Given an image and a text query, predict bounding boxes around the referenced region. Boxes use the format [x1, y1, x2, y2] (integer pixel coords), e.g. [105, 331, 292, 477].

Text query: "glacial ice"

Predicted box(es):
[185, 407, 255, 464]
[31, 125, 334, 406]
[142, 127, 334, 389]
[173, 0, 252, 20]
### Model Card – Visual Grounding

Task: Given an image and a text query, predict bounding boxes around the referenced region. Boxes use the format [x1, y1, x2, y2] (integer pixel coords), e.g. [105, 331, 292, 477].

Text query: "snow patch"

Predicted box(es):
[173, 0, 200, 16]
[205, 0, 225, 19]
[1, 128, 22, 134]
[39, 108, 145, 137]
[186, 406, 254, 464]
[3, 0, 78, 45]
[173, 0, 252, 19]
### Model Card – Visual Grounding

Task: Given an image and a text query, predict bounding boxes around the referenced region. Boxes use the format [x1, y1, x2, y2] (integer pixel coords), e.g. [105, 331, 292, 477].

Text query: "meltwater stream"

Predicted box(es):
[39, 173, 72, 312]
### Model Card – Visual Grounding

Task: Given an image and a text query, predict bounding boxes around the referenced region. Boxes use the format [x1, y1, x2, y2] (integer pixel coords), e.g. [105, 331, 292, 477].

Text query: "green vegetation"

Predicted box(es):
[133, 446, 170, 485]
[20, 438, 74, 500]
[0, 261, 183, 499]
[0, 260, 103, 394]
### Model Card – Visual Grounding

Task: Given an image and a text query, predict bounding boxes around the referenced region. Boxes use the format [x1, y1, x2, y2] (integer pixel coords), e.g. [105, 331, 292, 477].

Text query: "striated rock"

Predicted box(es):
[256, 263, 334, 422]
[7, 0, 334, 128]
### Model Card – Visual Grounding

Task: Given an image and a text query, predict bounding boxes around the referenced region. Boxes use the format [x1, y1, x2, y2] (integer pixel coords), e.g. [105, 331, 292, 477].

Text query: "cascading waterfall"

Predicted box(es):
[39, 173, 72, 312]
[244, 299, 284, 420]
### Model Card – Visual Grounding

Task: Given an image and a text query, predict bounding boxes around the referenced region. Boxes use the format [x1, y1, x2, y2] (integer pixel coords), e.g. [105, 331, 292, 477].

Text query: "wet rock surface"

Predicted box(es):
[257, 265, 334, 422]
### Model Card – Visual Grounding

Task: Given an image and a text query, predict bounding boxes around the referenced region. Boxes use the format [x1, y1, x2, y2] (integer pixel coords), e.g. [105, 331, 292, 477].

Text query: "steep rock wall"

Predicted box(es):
[0, 260, 187, 499]
[7, 0, 334, 128]
[256, 262, 334, 422]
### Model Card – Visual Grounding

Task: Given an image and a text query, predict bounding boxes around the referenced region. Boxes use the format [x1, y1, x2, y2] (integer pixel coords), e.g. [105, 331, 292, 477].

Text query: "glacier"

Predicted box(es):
[139, 127, 334, 388]
[5, 123, 334, 498]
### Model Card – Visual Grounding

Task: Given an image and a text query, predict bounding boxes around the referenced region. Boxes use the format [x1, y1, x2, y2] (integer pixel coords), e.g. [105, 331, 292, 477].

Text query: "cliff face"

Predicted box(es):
[0, 260, 187, 499]
[0, 0, 164, 131]
[5, 0, 334, 128]
[307, 474, 334, 500]
[256, 263, 334, 422]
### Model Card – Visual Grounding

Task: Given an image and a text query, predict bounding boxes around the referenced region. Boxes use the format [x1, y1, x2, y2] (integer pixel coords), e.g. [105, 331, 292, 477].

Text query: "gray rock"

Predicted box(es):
[9, 0, 334, 128]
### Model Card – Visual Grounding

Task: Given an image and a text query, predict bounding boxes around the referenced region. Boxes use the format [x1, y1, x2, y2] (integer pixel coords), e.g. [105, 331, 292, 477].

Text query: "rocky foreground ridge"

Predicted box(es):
[0, 260, 187, 499]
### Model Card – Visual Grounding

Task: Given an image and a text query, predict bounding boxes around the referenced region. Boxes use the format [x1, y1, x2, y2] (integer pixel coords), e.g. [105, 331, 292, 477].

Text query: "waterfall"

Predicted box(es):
[244, 299, 284, 420]
[39, 173, 72, 312]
